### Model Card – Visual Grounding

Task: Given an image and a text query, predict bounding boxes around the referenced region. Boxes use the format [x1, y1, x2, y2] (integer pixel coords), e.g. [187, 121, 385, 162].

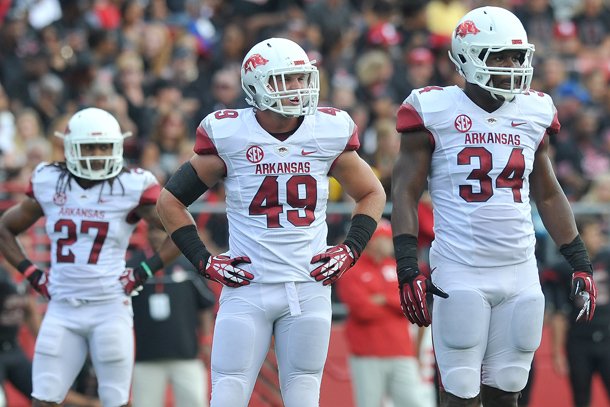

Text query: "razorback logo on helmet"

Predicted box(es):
[455, 20, 480, 38]
[243, 54, 269, 73]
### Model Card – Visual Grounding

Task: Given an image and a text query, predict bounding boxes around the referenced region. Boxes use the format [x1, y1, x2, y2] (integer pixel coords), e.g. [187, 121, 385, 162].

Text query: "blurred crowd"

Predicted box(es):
[1, 0, 610, 208]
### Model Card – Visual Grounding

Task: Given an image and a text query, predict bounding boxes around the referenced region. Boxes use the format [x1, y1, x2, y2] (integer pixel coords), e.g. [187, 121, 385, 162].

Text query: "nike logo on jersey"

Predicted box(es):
[511, 121, 527, 127]
[301, 149, 316, 156]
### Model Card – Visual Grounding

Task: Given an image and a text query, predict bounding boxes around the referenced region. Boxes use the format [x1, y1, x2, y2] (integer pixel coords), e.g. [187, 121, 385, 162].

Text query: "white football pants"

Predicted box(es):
[210, 282, 332, 407]
[430, 253, 544, 399]
[32, 297, 134, 406]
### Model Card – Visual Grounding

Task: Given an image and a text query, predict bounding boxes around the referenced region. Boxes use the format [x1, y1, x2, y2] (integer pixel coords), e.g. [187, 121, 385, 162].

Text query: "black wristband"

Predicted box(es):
[17, 259, 34, 274]
[343, 214, 377, 258]
[170, 225, 211, 270]
[559, 235, 593, 273]
[164, 162, 209, 207]
[393, 234, 419, 284]
[139, 253, 164, 278]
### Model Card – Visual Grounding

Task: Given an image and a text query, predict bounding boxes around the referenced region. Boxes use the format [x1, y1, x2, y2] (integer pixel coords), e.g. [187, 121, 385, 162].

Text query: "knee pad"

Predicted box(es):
[494, 366, 530, 392]
[98, 385, 129, 407]
[282, 375, 320, 407]
[443, 367, 482, 399]
[211, 377, 249, 407]
[32, 373, 64, 403]
[287, 316, 330, 373]
[211, 317, 255, 374]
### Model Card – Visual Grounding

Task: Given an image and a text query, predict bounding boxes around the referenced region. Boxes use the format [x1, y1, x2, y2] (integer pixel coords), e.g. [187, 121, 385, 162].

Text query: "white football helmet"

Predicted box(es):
[448, 6, 535, 101]
[241, 37, 319, 117]
[55, 108, 131, 180]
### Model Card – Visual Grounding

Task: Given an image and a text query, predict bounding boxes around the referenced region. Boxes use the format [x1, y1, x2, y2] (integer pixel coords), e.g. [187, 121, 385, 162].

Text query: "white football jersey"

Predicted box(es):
[194, 107, 359, 283]
[27, 163, 160, 300]
[397, 86, 560, 267]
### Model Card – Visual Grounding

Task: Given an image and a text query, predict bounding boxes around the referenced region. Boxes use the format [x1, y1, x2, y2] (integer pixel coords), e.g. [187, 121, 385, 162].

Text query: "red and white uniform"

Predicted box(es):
[27, 163, 159, 406]
[195, 107, 358, 283]
[27, 163, 160, 300]
[397, 85, 559, 267]
[397, 86, 556, 398]
[195, 107, 358, 407]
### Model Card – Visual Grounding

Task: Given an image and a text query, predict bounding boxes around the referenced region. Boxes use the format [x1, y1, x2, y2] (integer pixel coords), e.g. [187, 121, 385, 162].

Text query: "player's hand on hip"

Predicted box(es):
[310, 244, 357, 286]
[25, 267, 50, 300]
[570, 271, 597, 322]
[119, 267, 147, 296]
[398, 266, 448, 327]
[201, 255, 254, 287]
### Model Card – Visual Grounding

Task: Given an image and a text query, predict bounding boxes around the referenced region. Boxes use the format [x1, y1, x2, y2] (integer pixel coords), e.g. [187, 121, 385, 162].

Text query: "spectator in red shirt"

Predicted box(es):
[336, 219, 429, 407]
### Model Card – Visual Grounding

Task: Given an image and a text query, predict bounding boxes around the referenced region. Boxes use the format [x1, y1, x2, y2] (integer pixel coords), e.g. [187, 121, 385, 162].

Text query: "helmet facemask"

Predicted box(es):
[64, 139, 125, 181]
[260, 68, 320, 116]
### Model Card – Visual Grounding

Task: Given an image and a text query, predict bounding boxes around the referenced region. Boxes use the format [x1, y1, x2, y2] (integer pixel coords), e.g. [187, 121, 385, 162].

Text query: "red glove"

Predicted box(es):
[200, 255, 254, 287]
[119, 266, 148, 296]
[310, 244, 357, 286]
[571, 271, 597, 322]
[398, 267, 448, 327]
[24, 266, 50, 300]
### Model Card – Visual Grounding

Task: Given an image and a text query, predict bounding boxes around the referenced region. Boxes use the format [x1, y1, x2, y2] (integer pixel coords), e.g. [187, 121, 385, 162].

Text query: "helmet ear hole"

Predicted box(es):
[458, 54, 467, 64]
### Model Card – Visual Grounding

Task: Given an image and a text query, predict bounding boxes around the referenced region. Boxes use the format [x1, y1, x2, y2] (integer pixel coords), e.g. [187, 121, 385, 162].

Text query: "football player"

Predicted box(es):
[0, 107, 179, 407]
[156, 37, 386, 407]
[391, 6, 597, 407]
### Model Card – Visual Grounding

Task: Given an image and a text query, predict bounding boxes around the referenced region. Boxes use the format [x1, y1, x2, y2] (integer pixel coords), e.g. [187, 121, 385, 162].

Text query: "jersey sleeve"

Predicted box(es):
[127, 169, 161, 223]
[139, 182, 161, 206]
[193, 115, 219, 156]
[396, 93, 426, 133]
[547, 104, 560, 136]
[27, 162, 52, 200]
[344, 113, 360, 151]
[396, 86, 452, 134]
